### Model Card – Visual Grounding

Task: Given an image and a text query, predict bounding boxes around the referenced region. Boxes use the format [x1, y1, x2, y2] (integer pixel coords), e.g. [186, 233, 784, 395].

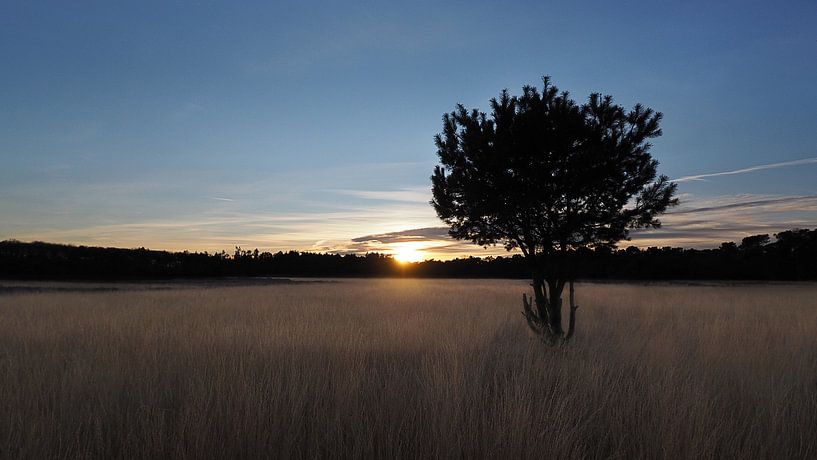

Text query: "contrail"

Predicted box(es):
[674, 157, 817, 183]
[206, 196, 235, 202]
[668, 195, 817, 215]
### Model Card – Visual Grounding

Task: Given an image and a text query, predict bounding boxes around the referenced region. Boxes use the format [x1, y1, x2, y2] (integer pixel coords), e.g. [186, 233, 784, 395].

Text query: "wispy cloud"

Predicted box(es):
[6, 156, 817, 258]
[632, 194, 817, 247]
[674, 157, 817, 183]
[668, 195, 817, 214]
[352, 227, 450, 243]
[323, 194, 817, 258]
[330, 188, 430, 203]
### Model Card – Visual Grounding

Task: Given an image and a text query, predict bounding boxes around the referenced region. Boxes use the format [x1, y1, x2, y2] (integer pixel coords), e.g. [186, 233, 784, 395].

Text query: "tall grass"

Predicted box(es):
[1, 280, 816, 458]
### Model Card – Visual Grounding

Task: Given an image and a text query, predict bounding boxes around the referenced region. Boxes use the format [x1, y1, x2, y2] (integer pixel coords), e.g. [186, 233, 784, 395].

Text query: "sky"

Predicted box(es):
[1, 1, 816, 261]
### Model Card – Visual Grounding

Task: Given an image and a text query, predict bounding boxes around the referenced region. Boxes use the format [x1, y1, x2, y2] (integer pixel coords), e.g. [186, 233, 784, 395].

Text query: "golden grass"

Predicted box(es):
[1, 279, 816, 459]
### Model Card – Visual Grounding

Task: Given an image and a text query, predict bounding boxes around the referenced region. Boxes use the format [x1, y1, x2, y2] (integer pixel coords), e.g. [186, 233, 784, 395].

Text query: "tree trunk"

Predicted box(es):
[522, 274, 573, 345]
[564, 280, 578, 341]
[546, 279, 564, 336]
[531, 275, 549, 324]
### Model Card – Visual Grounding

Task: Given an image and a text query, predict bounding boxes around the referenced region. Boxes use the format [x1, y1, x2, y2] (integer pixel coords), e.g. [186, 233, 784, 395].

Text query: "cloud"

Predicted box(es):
[352, 227, 450, 243]
[674, 157, 817, 183]
[668, 195, 817, 214]
[330, 188, 431, 203]
[326, 194, 817, 258]
[0, 160, 444, 252]
[631, 194, 817, 247]
[6, 154, 817, 259]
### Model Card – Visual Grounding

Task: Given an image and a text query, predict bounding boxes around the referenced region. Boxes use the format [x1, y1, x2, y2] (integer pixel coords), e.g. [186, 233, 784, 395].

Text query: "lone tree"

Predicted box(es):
[431, 77, 678, 344]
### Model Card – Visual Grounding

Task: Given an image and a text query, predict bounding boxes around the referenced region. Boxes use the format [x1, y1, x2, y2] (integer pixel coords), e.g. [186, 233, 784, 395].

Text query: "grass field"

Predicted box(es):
[1, 279, 816, 459]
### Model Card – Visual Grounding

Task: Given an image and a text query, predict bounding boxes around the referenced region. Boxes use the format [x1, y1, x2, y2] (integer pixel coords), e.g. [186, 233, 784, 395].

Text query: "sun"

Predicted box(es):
[391, 243, 426, 263]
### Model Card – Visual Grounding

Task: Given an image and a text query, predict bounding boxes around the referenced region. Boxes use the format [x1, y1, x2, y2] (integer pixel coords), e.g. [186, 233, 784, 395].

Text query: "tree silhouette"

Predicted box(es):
[431, 77, 678, 344]
[5, 230, 817, 281]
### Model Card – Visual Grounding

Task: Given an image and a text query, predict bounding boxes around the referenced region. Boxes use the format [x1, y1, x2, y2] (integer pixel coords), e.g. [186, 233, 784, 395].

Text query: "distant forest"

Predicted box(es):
[2, 228, 816, 281]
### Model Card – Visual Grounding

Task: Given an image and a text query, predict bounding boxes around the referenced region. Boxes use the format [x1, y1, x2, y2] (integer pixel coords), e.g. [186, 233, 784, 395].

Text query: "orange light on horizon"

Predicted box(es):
[390, 242, 430, 263]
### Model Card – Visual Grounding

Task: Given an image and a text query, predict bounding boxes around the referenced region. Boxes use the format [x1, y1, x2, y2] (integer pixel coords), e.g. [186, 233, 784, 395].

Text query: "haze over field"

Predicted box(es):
[2, 1, 817, 260]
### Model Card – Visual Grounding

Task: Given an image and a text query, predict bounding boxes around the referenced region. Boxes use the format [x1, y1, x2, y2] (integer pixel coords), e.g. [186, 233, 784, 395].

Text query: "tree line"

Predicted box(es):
[1, 228, 815, 281]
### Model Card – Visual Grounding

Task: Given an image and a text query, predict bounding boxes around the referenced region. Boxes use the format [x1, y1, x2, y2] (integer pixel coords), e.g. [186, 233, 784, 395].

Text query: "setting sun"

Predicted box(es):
[391, 242, 427, 263]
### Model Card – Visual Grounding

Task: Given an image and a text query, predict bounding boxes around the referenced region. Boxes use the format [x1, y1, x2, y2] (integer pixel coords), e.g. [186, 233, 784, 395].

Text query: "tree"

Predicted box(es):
[739, 234, 770, 251]
[431, 77, 678, 344]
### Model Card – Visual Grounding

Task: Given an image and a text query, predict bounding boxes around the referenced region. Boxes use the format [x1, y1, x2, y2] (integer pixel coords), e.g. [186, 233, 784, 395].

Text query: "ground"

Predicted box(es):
[1, 279, 815, 458]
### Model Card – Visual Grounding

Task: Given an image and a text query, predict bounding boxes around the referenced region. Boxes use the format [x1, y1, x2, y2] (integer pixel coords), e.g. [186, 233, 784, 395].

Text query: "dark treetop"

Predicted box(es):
[431, 77, 678, 260]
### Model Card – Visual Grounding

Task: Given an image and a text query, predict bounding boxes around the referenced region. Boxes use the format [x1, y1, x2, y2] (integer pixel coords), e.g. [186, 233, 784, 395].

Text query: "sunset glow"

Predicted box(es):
[390, 242, 429, 263]
[2, 2, 816, 257]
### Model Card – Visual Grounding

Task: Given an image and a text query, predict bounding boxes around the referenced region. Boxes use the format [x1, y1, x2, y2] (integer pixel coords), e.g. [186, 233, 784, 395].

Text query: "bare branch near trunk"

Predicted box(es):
[522, 292, 559, 345]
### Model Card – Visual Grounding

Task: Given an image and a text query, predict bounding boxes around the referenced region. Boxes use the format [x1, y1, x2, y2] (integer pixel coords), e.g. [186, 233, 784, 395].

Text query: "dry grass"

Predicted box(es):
[1, 279, 816, 459]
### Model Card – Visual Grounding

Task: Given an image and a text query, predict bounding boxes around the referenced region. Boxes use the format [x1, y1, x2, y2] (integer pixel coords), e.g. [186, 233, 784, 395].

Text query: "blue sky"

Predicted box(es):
[1, 1, 816, 259]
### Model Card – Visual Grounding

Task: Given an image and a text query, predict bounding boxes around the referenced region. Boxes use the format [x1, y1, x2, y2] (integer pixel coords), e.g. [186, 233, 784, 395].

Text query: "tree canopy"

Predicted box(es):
[431, 77, 678, 258]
